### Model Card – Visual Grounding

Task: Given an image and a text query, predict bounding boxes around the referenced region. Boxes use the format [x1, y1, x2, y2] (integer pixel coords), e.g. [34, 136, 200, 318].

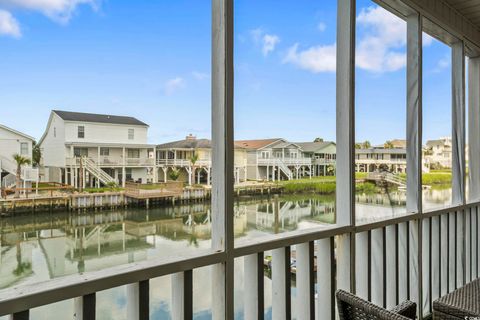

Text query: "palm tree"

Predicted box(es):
[362, 140, 371, 149]
[384, 140, 394, 149]
[169, 168, 180, 181]
[355, 143, 362, 149]
[189, 151, 199, 185]
[12, 154, 31, 199]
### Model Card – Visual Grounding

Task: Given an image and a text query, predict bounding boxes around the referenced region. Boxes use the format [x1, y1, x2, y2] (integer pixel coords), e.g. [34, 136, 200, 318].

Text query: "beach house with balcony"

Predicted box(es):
[236, 138, 312, 181]
[295, 141, 336, 176]
[38, 110, 156, 187]
[355, 147, 407, 173]
[156, 134, 247, 185]
[425, 137, 452, 169]
[0, 124, 38, 188]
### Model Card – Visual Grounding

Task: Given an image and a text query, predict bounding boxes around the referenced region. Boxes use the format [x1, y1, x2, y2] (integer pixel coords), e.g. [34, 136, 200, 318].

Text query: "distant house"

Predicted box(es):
[236, 138, 311, 181]
[295, 141, 336, 176]
[0, 124, 36, 187]
[425, 137, 452, 168]
[156, 134, 247, 185]
[38, 110, 156, 187]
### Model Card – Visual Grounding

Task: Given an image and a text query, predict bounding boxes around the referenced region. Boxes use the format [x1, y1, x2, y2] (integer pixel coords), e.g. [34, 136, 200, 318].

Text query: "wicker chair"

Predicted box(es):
[336, 290, 417, 320]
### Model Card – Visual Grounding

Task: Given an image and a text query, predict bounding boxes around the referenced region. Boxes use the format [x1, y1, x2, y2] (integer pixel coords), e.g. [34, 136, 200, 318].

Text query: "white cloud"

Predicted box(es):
[317, 22, 326, 32]
[192, 71, 209, 80]
[250, 28, 280, 56]
[0, 0, 99, 24]
[0, 9, 20, 37]
[355, 6, 407, 72]
[432, 55, 450, 73]
[262, 33, 280, 56]
[284, 6, 433, 74]
[283, 43, 336, 73]
[164, 77, 185, 95]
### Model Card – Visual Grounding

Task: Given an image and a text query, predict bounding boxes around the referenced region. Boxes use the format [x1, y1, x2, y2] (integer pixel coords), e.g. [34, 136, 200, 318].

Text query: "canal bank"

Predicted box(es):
[0, 184, 285, 215]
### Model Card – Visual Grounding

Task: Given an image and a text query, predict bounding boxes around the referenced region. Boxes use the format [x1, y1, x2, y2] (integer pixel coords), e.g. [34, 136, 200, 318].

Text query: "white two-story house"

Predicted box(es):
[38, 110, 156, 187]
[0, 124, 37, 188]
[425, 137, 452, 169]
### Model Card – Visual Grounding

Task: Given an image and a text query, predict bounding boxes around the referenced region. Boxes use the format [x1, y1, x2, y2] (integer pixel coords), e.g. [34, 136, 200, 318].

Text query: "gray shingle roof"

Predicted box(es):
[157, 138, 212, 149]
[295, 141, 335, 152]
[53, 110, 148, 126]
[356, 148, 406, 154]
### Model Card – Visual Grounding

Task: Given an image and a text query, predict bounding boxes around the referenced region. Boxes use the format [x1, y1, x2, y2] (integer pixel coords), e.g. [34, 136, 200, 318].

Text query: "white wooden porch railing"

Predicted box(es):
[0, 203, 479, 319]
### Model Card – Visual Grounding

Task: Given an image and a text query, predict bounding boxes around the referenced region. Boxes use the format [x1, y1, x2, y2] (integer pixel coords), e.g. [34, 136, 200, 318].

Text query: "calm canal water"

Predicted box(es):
[0, 188, 451, 319]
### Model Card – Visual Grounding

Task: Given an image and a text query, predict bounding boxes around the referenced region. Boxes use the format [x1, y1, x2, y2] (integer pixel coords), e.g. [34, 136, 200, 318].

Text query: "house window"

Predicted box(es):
[54, 127, 56, 138]
[168, 151, 175, 159]
[127, 149, 140, 158]
[78, 126, 85, 138]
[73, 147, 88, 157]
[128, 129, 134, 140]
[126, 168, 133, 181]
[261, 151, 270, 159]
[20, 143, 28, 155]
[100, 148, 110, 156]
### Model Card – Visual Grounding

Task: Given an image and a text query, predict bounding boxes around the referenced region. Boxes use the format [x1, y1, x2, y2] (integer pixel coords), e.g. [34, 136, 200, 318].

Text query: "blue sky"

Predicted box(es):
[0, 0, 452, 145]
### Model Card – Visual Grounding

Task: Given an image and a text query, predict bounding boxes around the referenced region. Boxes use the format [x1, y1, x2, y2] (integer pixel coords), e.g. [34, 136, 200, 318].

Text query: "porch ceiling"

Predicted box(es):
[445, 0, 480, 27]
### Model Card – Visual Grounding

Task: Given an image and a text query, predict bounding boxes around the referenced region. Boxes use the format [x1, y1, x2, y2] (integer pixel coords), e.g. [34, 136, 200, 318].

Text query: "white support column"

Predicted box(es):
[211, 0, 234, 318]
[336, 0, 356, 293]
[452, 41, 466, 206]
[468, 57, 480, 202]
[452, 41, 466, 289]
[406, 12, 423, 317]
[122, 147, 126, 188]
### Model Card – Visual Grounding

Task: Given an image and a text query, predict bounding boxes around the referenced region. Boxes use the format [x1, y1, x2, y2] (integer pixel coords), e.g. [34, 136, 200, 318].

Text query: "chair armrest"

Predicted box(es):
[390, 300, 417, 319]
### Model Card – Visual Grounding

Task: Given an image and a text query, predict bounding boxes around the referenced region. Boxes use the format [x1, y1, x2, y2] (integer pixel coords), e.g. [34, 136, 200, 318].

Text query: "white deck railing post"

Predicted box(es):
[244, 253, 263, 320]
[295, 242, 314, 320]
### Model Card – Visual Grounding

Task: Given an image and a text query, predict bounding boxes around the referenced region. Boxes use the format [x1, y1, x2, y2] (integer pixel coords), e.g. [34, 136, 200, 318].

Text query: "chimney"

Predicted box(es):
[186, 134, 196, 140]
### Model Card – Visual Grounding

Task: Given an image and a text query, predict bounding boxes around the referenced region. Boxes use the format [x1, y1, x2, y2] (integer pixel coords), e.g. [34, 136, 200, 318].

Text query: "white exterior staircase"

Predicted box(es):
[276, 160, 293, 180]
[81, 157, 116, 186]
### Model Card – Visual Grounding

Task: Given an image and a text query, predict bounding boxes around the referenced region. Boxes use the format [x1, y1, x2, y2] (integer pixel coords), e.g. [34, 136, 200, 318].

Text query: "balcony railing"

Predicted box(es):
[257, 157, 312, 166]
[156, 158, 212, 167]
[355, 158, 407, 164]
[66, 157, 155, 167]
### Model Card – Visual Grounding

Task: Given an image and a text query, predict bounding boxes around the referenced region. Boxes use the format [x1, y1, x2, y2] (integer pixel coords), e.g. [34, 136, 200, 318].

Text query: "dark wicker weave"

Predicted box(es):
[433, 278, 480, 319]
[336, 290, 417, 320]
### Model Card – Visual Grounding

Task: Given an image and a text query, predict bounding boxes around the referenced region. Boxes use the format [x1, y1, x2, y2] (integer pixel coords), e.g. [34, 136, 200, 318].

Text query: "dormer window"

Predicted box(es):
[128, 128, 134, 140]
[78, 126, 85, 139]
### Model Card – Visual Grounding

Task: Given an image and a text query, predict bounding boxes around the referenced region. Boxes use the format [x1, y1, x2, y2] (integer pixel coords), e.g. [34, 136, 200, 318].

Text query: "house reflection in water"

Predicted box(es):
[0, 195, 336, 288]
